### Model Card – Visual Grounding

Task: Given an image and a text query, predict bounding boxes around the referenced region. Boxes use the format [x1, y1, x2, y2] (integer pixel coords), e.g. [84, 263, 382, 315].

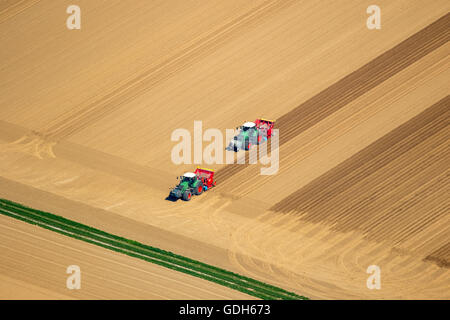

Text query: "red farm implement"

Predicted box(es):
[194, 167, 216, 191]
[254, 118, 275, 142]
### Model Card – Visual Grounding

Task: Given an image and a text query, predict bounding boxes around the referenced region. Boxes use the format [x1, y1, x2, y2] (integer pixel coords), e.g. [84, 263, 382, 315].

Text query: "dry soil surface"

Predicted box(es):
[0, 0, 449, 299]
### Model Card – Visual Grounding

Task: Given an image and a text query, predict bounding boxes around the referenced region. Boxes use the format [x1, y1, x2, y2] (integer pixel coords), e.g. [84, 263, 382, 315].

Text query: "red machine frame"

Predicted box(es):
[194, 167, 216, 190]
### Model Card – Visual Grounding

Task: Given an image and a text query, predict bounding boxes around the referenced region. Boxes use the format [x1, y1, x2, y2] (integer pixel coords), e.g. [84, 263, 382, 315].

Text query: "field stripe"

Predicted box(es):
[270, 96, 449, 258]
[38, 0, 294, 142]
[0, 198, 308, 300]
[215, 12, 450, 184]
[0, 0, 41, 25]
[425, 242, 450, 268]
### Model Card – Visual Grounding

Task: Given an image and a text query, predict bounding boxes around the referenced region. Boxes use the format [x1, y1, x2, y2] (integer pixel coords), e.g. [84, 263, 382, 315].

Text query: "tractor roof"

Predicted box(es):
[243, 121, 256, 128]
[183, 172, 196, 178]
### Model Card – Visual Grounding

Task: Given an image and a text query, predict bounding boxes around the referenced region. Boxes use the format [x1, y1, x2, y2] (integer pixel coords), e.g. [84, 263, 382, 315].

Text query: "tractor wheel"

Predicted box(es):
[182, 191, 192, 201]
[194, 182, 203, 195]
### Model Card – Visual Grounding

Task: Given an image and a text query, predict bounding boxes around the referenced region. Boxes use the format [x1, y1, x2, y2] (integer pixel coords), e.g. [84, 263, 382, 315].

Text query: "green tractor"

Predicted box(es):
[169, 172, 204, 201]
[226, 121, 260, 151]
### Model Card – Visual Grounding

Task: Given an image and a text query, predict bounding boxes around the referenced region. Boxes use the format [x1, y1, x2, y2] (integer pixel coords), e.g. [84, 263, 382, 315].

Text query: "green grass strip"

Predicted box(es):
[0, 198, 308, 300]
[0, 201, 299, 299]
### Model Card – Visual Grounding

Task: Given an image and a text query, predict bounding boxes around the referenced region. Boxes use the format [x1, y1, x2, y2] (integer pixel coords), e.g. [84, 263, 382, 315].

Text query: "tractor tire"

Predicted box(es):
[244, 140, 251, 151]
[194, 182, 204, 195]
[182, 191, 192, 201]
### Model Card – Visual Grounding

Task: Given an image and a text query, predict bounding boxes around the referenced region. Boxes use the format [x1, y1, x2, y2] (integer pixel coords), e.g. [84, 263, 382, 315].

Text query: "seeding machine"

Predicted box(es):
[170, 118, 275, 201]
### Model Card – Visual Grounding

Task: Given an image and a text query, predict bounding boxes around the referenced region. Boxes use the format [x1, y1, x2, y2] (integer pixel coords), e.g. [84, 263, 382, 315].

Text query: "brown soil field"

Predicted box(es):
[0, 215, 252, 299]
[0, 0, 449, 299]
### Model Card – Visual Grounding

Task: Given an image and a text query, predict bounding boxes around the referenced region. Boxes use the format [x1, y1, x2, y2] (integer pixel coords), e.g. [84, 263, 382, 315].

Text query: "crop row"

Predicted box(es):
[0, 198, 307, 300]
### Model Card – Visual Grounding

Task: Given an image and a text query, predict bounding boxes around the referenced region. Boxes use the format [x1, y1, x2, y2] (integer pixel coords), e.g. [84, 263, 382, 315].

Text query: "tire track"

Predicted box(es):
[425, 242, 450, 268]
[270, 96, 450, 265]
[0, 198, 308, 300]
[32, 0, 293, 143]
[303, 132, 448, 228]
[271, 96, 449, 212]
[215, 12, 450, 184]
[0, 219, 240, 299]
[0, 0, 40, 25]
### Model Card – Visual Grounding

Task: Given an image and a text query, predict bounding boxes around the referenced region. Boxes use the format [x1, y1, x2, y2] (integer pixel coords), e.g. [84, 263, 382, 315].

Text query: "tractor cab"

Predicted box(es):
[180, 172, 198, 185]
[241, 121, 256, 132]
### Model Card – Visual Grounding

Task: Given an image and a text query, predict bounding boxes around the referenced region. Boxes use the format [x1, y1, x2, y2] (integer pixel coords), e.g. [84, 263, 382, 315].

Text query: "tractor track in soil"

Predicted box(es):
[27, 0, 294, 144]
[215, 12, 450, 185]
[0, 198, 307, 300]
[270, 96, 450, 266]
